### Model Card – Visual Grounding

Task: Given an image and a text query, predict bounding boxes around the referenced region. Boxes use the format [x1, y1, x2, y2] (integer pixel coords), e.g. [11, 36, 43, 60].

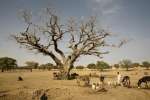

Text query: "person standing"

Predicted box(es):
[117, 72, 122, 85]
[99, 75, 105, 89]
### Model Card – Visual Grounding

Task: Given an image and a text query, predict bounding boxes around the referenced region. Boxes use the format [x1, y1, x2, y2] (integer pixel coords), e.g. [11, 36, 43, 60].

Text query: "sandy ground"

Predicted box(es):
[0, 69, 150, 100]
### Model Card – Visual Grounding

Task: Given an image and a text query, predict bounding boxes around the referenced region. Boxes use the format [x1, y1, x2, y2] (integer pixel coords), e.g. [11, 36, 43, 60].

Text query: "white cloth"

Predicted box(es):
[117, 74, 122, 84]
[92, 83, 96, 90]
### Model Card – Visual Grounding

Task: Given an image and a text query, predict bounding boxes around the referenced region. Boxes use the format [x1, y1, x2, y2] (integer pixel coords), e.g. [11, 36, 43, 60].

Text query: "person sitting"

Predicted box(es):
[40, 93, 48, 100]
[18, 76, 23, 81]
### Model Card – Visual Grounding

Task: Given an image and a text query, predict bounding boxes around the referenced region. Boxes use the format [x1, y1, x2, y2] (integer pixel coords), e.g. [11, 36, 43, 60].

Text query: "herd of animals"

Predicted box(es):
[17, 71, 150, 90]
[52, 72, 150, 90]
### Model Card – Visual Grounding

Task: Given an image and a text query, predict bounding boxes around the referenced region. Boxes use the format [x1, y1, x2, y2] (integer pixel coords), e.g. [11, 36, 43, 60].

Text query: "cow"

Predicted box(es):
[121, 76, 130, 87]
[138, 76, 150, 88]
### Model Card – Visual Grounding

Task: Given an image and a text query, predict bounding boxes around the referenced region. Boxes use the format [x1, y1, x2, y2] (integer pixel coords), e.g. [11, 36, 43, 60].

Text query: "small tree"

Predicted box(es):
[76, 65, 84, 69]
[39, 63, 56, 70]
[113, 64, 120, 69]
[0, 57, 17, 72]
[119, 59, 132, 71]
[141, 61, 150, 70]
[96, 61, 110, 71]
[39, 64, 47, 70]
[45, 63, 55, 69]
[131, 62, 140, 68]
[87, 63, 96, 69]
[25, 61, 39, 69]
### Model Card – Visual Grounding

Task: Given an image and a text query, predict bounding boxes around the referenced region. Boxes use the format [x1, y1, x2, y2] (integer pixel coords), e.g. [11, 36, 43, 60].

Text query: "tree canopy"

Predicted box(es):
[87, 63, 97, 69]
[39, 63, 57, 70]
[96, 61, 110, 71]
[113, 64, 120, 69]
[25, 61, 39, 69]
[131, 62, 140, 68]
[141, 61, 150, 70]
[0, 57, 17, 72]
[76, 65, 84, 69]
[119, 59, 132, 71]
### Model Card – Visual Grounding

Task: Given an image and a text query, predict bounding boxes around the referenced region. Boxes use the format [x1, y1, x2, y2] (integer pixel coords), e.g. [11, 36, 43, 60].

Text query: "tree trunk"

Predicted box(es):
[63, 65, 71, 79]
[54, 56, 76, 80]
[126, 67, 129, 71]
[1, 68, 4, 72]
[60, 62, 74, 80]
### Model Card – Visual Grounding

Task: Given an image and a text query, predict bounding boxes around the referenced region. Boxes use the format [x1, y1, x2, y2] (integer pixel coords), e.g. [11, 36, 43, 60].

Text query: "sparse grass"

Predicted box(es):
[0, 69, 150, 100]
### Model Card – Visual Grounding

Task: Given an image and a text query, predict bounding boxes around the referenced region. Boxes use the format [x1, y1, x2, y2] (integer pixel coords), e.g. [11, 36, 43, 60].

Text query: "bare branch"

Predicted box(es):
[13, 9, 125, 74]
[13, 23, 63, 66]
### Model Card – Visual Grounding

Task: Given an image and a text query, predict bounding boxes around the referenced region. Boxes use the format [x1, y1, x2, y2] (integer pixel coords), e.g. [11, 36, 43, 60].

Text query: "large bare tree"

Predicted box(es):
[13, 8, 125, 79]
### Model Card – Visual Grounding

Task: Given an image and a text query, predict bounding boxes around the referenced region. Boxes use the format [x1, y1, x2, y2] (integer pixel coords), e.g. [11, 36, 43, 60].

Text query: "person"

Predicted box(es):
[18, 76, 23, 81]
[40, 93, 48, 100]
[99, 75, 105, 89]
[117, 72, 122, 85]
[100, 75, 105, 83]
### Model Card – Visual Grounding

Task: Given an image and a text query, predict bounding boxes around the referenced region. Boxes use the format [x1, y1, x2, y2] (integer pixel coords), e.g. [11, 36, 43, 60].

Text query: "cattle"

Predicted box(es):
[70, 73, 79, 79]
[138, 76, 150, 88]
[121, 76, 130, 87]
[76, 76, 90, 86]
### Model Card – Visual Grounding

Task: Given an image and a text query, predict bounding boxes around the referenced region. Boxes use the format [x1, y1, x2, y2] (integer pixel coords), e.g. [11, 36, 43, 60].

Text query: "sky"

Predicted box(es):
[0, 0, 150, 66]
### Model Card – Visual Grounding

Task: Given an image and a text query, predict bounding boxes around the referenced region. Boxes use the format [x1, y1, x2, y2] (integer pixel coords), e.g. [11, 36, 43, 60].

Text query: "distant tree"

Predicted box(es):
[45, 63, 55, 69]
[76, 65, 84, 69]
[87, 63, 96, 69]
[0, 57, 17, 72]
[96, 61, 110, 71]
[39, 63, 57, 70]
[131, 62, 140, 68]
[39, 64, 47, 70]
[25, 61, 39, 69]
[141, 61, 150, 70]
[113, 64, 120, 69]
[119, 59, 132, 71]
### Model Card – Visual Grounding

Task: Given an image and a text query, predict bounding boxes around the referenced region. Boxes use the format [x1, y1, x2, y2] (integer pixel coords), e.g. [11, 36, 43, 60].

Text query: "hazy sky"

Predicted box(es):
[0, 0, 150, 66]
